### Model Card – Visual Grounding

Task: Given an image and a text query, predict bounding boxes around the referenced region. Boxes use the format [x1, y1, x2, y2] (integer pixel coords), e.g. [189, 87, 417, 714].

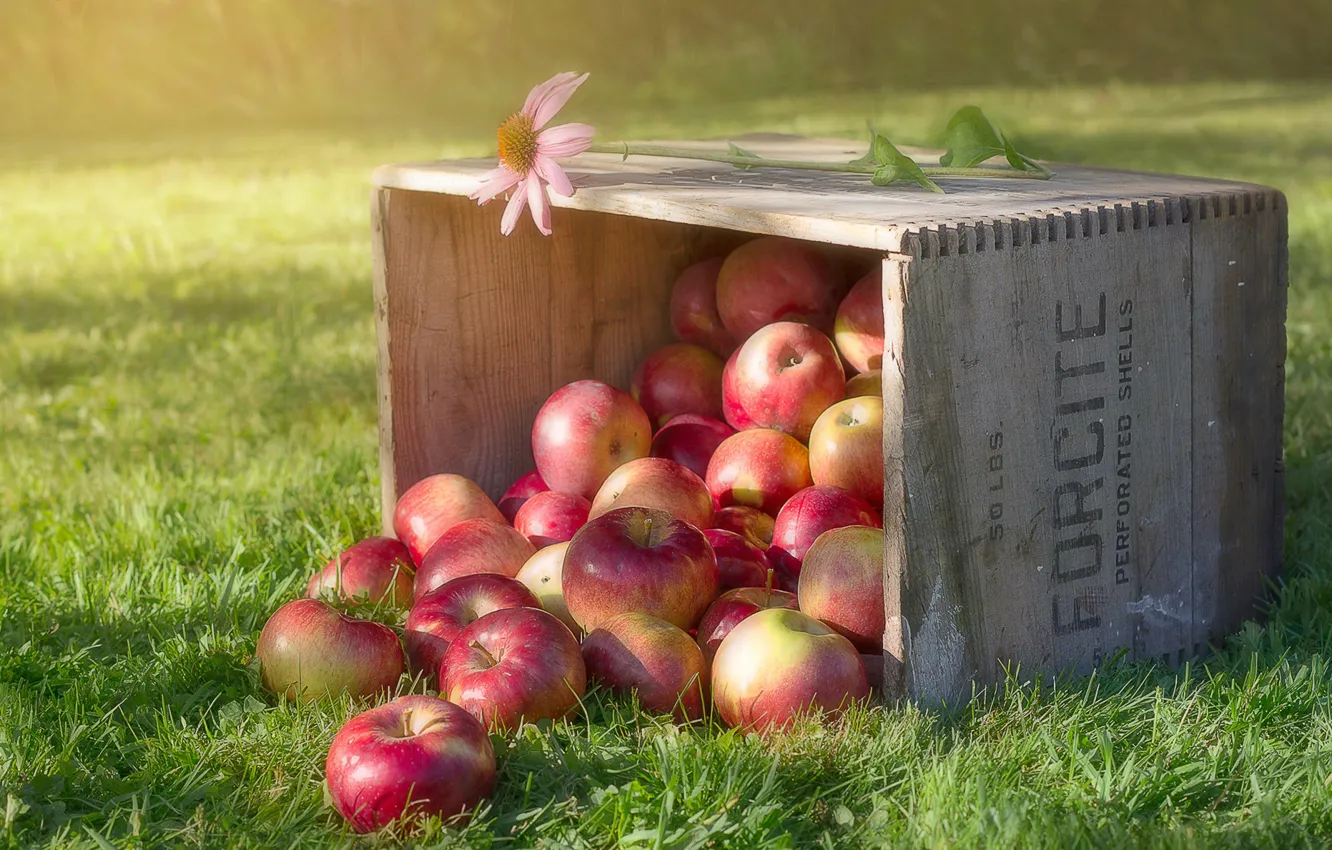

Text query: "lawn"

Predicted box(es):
[3, 82, 1332, 848]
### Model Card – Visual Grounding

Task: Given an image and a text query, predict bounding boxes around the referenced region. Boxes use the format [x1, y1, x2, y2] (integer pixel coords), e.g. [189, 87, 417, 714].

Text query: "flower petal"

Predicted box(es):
[469, 165, 523, 205]
[527, 174, 552, 236]
[536, 123, 596, 158]
[500, 178, 529, 236]
[525, 72, 589, 131]
[534, 154, 575, 197]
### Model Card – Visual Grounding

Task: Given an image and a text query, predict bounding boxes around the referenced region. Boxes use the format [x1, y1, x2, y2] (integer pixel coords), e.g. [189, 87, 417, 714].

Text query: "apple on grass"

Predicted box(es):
[589, 456, 714, 530]
[307, 536, 414, 611]
[499, 470, 549, 524]
[715, 237, 847, 340]
[703, 528, 770, 590]
[808, 396, 885, 508]
[514, 542, 579, 633]
[833, 267, 885, 374]
[563, 506, 719, 631]
[731, 321, 845, 442]
[720, 348, 756, 431]
[631, 343, 725, 429]
[696, 578, 797, 662]
[844, 370, 882, 399]
[768, 485, 880, 586]
[326, 695, 496, 833]
[650, 414, 734, 480]
[581, 612, 708, 722]
[797, 525, 886, 652]
[669, 256, 736, 357]
[513, 490, 591, 548]
[403, 574, 541, 679]
[533, 380, 652, 500]
[440, 607, 586, 732]
[711, 505, 775, 549]
[257, 598, 403, 702]
[394, 473, 505, 565]
[705, 428, 812, 517]
[414, 518, 536, 600]
[711, 607, 869, 735]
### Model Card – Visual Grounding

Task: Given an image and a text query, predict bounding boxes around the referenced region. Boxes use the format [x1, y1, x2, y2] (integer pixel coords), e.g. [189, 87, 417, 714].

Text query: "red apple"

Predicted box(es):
[696, 581, 798, 662]
[403, 574, 540, 678]
[768, 485, 880, 585]
[306, 536, 415, 610]
[669, 256, 736, 357]
[833, 267, 885, 374]
[845, 369, 882, 399]
[703, 528, 770, 590]
[720, 348, 756, 431]
[326, 695, 495, 833]
[563, 506, 719, 631]
[630, 343, 725, 430]
[440, 607, 586, 732]
[513, 490, 591, 548]
[732, 322, 845, 442]
[809, 396, 885, 507]
[711, 608, 869, 734]
[532, 380, 652, 500]
[797, 525, 885, 652]
[498, 470, 548, 524]
[715, 237, 847, 340]
[394, 474, 505, 565]
[581, 612, 708, 722]
[414, 519, 536, 600]
[257, 598, 403, 702]
[650, 414, 734, 480]
[705, 429, 812, 517]
[514, 542, 578, 632]
[588, 457, 714, 530]
[711, 505, 776, 549]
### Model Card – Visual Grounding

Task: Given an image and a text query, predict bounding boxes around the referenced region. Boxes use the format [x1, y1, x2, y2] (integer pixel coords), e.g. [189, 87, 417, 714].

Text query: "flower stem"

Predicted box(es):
[586, 142, 1051, 180]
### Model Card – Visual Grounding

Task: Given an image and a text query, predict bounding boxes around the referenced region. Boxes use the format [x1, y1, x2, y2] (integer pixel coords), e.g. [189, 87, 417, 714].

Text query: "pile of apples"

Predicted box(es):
[255, 236, 888, 833]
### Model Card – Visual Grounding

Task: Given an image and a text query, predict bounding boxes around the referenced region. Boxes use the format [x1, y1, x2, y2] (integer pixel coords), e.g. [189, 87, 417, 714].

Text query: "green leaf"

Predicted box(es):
[848, 126, 878, 165]
[869, 134, 943, 193]
[727, 141, 763, 170]
[941, 106, 1048, 174]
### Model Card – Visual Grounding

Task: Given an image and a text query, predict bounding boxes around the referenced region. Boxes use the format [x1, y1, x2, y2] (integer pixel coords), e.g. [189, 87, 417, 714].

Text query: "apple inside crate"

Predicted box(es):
[371, 136, 1287, 705]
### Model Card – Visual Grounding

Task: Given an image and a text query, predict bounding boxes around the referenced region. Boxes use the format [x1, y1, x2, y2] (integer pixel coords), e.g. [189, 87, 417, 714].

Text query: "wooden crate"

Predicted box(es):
[371, 136, 1287, 705]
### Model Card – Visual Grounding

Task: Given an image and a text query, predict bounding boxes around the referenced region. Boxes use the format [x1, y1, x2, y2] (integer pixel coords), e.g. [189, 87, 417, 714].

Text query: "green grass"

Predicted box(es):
[3, 82, 1332, 848]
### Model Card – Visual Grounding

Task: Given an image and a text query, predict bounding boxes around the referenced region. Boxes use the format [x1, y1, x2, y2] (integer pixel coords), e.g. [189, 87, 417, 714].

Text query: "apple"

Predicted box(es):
[650, 414, 734, 480]
[563, 506, 719, 631]
[498, 470, 549, 524]
[306, 536, 414, 610]
[809, 396, 885, 507]
[393, 473, 505, 565]
[705, 429, 812, 517]
[440, 607, 586, 732]
[514, 542, 579, 632]
[715, 237, 847, 340]
[696, 581, 798, 662]
[581, 612, 708, 722]
[257, 598, 403, 702]
[860, 653, 885, 693]
[533, 380, 652, 500]
[711, 607, 869, 734]
[630, 343, 725, 430]
[414, 518, 536, 600]
[833, 267, 885, 374]
[669, 256, 736, 357]
[732, 321, 845, 442]
[711, 505, 775, 549]
[703, 528, 770, 590]
[513, 490, 591, 548]
[325, 694, 496, 832]
[845, 369, 882, 399]
[797, 525, 885, 652]
[403, 573, 541, 678]
[768, 485, 880, 585]
[721, 348, 757, 431]
[588, 457, 714, 530]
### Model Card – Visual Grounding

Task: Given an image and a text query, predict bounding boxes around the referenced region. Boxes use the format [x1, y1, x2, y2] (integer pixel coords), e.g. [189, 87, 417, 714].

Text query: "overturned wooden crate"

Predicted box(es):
[371, 137, 1287, 704]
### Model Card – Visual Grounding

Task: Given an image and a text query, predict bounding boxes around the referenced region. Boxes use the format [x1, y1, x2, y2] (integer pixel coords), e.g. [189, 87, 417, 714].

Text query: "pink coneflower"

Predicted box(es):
[469, 72, 596, 236]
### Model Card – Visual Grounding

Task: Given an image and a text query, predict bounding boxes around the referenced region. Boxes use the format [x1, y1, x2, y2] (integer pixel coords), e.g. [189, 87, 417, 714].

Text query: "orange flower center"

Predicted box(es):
[497, 112, 537, 175]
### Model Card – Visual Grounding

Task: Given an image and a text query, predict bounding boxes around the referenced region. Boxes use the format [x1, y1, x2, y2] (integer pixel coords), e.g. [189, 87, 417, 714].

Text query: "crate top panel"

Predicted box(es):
[373, 135, 1273, 253]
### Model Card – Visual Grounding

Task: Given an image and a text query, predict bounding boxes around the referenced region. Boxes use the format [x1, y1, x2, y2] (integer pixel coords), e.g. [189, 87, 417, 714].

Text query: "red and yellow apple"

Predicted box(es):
[768, 485, 880, 584]
[669, 256, 736, 357]
[705, 429, 812, 517]
[513, 490, 591, 548]
[514, 542, 578, 632]
[498, 470, 548, 524]
[715, 237, 847, 340]
[711, 505, 776, 549]
[732, 321, 845, 441]
[306, 536, 415, 610]
[414, 518, 536, 600]
[393, 474, 505, 565]
[532, 380, 652, 500]
[631, 343, 725, 430]
[703, 528, 770, 590]
[833, 267, 885, 373]
[580, 612, 708, 722]
[721, 348, 757, 431]
[844, 370, 882, 399]
[650, 414, 734, 480]
[695, 583, 797, 662]
[797, 525, 885, 652]
[589, 456, 714, 530]
[403, 573, 540, 678]
[257, 598, 403, 702]
[809, 396, 884, 507]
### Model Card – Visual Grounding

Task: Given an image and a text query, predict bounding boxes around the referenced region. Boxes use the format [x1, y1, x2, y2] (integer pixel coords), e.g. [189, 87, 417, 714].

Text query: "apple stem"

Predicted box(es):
[764, 568, 775, 598]
[401, 709, 412, 738]
[471, 640, 498, 667]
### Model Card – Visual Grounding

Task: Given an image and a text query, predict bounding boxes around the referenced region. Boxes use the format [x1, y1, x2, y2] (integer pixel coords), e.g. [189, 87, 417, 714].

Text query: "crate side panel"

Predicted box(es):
[899, 214, 1194, 703]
